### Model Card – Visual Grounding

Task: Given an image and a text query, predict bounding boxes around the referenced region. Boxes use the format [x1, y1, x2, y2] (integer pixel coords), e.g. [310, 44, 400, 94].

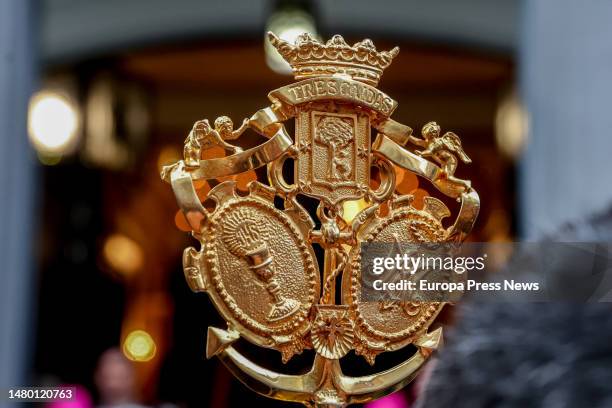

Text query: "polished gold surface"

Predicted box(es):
[161, 32, 480, 407]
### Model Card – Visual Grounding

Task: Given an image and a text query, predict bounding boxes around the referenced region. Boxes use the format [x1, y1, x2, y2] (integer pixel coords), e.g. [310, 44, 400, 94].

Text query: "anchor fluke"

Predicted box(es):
[414, 326, 444, 355]
[206, 326, 240, 359]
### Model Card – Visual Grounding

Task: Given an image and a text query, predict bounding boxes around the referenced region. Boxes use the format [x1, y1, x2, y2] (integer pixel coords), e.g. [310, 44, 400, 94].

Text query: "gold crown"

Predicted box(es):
[268, 32, 399, 86]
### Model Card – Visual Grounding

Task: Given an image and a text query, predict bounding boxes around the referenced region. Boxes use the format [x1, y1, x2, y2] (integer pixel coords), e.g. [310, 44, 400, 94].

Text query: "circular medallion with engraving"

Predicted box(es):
[203, 184, 320, 349]
[342, 195, 451, 363]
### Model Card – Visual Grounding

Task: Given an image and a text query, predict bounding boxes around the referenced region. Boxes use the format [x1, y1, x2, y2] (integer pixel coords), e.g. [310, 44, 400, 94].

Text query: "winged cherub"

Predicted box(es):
[183, 116, 248, 167]
[408, 121, 472, 189]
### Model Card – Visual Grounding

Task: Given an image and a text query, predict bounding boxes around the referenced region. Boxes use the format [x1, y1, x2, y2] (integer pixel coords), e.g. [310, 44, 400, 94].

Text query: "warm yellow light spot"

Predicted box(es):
[265, 8, 318, 74]
[342, 198, 369, 223]
[157, 145, 181, 172]
[202, 145, 226, 159]
[123, 330, 156, 362]
[394, 166, 405, 185]
[175, 210, 192, 232]
[395, 166, 419, 194]
[28, 91, 79, 156]
[409, 188, 429, 210]
[103, 234, 144, 277]
[495, 88, 529, 159]
[37, 151, 62, 166]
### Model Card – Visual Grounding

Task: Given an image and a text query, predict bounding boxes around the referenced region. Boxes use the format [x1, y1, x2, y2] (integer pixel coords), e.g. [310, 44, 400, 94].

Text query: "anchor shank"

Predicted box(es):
[323, 247, 337, 304]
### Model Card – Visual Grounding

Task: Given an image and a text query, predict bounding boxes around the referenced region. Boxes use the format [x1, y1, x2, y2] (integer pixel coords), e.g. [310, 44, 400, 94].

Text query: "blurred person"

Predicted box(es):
[94, 348, 149, 408]
[417, 205, 612, 408]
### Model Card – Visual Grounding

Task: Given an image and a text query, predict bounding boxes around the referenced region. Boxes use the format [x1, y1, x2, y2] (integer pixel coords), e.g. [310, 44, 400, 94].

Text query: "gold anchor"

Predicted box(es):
[161, 32, 480, 407]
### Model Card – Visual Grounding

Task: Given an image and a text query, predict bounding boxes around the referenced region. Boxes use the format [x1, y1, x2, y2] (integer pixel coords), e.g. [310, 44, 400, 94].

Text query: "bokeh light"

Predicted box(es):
[174, 210, 192, 232]
[409, 188, 429, 210]
[28, 91, 79, 157]
[495, 88, 529, 159]
[122, 330, 156, 362]
[157, 145, 181, 173]
[265, 7, 318, 74]
[395, 166, 419, 194]
[103, 233, 144, 277]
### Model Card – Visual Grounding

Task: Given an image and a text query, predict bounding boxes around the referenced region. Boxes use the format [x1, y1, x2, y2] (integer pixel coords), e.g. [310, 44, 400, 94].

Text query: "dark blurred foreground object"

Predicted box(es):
[418, 205, 612, 408]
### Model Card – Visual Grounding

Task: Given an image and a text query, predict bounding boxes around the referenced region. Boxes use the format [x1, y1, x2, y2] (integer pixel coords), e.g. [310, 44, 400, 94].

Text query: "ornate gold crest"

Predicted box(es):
[161, 32, 480, 407]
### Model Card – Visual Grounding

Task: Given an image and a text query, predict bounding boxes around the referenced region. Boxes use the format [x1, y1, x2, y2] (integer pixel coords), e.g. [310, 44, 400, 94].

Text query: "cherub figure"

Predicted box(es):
[408, 121, 472, 189]
[183, 116, 248, 167]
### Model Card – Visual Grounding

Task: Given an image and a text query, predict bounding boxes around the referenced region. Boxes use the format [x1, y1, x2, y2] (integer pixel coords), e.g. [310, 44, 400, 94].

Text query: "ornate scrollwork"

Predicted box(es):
[161, 32, 480, 407]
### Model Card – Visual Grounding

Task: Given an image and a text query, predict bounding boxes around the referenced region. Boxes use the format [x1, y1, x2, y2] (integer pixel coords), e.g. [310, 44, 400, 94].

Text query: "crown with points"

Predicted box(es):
[268, 32, 399, 86]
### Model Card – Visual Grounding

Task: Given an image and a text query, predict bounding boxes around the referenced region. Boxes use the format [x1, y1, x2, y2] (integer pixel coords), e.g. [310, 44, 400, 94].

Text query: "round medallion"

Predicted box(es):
[205, 196, 320, 345]
[343, 196, 449, 352]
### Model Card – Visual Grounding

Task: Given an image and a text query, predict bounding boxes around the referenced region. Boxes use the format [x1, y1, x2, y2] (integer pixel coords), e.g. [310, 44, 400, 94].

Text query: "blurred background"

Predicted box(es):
[1, 0, 611, 407]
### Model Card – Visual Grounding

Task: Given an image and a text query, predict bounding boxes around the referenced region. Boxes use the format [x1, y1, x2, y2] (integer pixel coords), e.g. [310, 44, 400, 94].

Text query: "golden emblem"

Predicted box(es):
[161, 32, 480, 406]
